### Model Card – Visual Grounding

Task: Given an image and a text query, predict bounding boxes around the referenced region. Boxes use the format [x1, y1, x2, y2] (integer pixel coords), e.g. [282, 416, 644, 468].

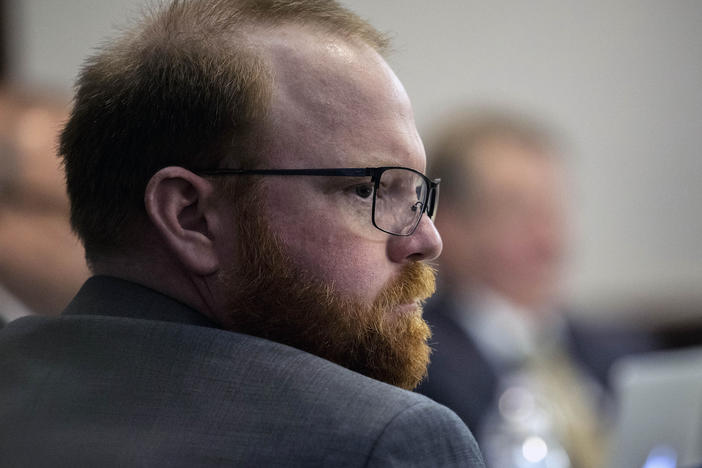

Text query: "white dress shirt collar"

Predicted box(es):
[449, 286, 565, 369]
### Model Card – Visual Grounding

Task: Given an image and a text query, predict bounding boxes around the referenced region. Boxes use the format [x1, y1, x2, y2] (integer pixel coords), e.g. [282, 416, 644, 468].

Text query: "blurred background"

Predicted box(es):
[1, 1, 701, 466]
[1, 0, 700, 329]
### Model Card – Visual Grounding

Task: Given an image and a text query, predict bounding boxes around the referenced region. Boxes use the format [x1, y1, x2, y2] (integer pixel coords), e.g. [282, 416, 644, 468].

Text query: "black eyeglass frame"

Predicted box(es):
[196, 166, 440, 236]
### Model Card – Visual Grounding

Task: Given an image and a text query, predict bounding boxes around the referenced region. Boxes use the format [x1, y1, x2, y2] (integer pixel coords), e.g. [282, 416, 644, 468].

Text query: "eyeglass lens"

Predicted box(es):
[374, 168, 429, 235]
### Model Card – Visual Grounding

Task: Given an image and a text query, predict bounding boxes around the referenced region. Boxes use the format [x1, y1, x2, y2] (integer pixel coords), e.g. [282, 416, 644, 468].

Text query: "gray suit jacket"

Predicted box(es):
[0, 276, 484, 467]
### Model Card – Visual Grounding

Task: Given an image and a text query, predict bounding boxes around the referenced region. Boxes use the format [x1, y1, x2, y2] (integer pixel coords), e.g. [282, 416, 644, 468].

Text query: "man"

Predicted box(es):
[0, 1, 484, 466]
[416, 110, 653, 468]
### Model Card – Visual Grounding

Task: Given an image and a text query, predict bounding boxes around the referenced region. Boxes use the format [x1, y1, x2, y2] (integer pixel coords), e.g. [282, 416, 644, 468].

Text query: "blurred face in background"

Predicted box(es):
[439, 136, 568, 311]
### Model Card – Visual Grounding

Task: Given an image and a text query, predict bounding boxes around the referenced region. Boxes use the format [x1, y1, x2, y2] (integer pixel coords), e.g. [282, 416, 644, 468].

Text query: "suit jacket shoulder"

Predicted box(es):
[366, 398, 483, 467]
[0, 276, 484, 467]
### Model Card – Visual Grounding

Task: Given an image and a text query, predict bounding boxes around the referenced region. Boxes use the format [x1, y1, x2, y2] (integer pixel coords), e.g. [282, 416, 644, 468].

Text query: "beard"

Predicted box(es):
[216, 186, 436, 390]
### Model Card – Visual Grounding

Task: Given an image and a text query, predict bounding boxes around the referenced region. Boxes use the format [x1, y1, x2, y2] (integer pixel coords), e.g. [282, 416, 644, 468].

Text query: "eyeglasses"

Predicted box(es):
[197, 166, 440, 236]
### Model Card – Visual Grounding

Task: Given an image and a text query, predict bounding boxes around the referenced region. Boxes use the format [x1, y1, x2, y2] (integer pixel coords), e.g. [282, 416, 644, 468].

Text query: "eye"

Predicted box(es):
[353, 183, 374, 199]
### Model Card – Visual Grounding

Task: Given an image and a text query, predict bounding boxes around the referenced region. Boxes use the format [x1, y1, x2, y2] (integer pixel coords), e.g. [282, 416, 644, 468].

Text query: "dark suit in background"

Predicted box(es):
[417, 290, 656, 440]
[0, 276, 483, 467]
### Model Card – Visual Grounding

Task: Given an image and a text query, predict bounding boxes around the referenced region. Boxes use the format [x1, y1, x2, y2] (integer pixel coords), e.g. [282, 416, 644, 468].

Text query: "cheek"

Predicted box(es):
[476, 227, 528, 273]
[266, 185, 389, 302]
[485, 232, 556, 283]
[285, 225, 388, 302]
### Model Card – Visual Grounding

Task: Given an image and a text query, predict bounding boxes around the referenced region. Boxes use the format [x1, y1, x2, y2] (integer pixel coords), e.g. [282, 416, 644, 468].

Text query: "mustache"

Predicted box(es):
[373, 262, 437, 310]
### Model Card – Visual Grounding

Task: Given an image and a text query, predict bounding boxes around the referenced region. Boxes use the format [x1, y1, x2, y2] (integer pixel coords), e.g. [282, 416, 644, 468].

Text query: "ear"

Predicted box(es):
[144, 166, 221, 276]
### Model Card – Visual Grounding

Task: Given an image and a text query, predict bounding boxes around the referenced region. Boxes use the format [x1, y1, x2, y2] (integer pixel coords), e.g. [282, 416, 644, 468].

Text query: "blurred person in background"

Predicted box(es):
[0, 86, 90, 325]
[416, 109, 654, 468]
[0, 1, 484, 466]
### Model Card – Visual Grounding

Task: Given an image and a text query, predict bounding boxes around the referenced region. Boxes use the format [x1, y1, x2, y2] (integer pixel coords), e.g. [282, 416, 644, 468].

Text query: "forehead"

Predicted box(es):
[253, 25, 425, 171]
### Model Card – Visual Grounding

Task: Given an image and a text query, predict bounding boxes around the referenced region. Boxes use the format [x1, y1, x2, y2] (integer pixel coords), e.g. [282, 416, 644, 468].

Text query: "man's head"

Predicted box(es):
[59, 0, 442, 389]
[60, 0, 389, 260]
[429, 111, 567, 311]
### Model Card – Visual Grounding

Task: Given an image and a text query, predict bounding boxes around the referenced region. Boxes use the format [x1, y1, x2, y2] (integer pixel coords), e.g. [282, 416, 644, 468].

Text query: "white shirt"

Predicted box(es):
[448, 286, 566, 370]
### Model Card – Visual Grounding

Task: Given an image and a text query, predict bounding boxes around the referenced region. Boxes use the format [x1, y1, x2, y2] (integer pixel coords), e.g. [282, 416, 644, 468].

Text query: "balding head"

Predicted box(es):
[59, 0, 388, 264]
[256, 24, 419, 166]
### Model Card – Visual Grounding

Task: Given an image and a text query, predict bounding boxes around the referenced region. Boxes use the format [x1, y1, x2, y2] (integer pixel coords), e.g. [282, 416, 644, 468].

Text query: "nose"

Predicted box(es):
[387, 214, 443, 263]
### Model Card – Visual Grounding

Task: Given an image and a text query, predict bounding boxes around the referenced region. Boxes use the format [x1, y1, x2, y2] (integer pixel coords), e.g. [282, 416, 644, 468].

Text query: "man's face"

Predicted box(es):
[214, 27, 442, 389]
[256, 27, 442, 306]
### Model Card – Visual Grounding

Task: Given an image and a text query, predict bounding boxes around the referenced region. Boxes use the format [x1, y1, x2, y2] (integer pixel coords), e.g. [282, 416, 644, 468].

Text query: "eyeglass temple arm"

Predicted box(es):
[196, 168, 374, 177]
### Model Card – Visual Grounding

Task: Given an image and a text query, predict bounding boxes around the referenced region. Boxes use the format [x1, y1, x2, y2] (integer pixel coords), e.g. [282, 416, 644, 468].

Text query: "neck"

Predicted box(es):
[90, 253, 221, 325]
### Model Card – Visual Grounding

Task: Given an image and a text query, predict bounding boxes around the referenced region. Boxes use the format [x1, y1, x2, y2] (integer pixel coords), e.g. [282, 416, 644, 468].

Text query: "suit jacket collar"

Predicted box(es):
[62, 275, 218, 329]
